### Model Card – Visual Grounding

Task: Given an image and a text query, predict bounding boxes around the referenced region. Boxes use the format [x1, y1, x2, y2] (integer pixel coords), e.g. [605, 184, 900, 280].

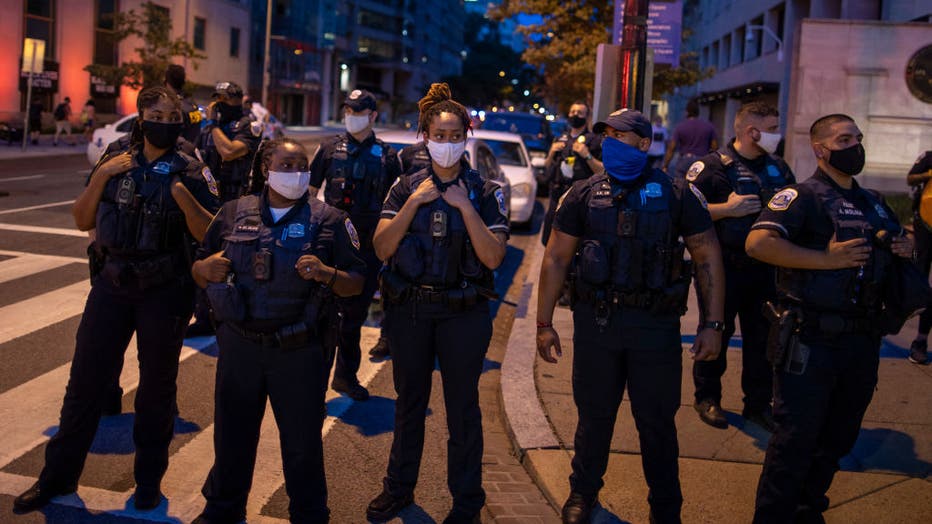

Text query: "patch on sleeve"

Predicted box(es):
[685, 161, 705, 181]
[495, 187, 509, 218]
[344, 218, 361, 250]
[767, 188, 798, 211]
[201, 166, 219, 197]
[688, 183, 708, 210]
[250, 121, 263, 137]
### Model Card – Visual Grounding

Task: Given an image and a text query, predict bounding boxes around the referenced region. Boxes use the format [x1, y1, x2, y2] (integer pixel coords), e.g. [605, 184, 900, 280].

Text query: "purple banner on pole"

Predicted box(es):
[612, 1, 682, 66]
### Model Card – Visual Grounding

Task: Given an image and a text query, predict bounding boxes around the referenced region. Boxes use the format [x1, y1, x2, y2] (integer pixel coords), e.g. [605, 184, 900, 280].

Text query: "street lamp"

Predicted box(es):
[746, 24, 784, 62]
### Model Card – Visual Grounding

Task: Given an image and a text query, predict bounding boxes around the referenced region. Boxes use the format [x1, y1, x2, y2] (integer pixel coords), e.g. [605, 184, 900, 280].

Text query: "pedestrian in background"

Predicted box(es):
[647, 114, 668, 169]
[367, 82, 509, 524]
[53, 96, 75, 146]
[906, 149, 932, 365]
[192, 137, 365, 524]
[13, 86, 217, 514]
[745, 113, 914, 523]
[28, 99, 43, 145]
[81, 99, 96, 142]
[662, 100, 718, 179]
[536, 108, 725, 524]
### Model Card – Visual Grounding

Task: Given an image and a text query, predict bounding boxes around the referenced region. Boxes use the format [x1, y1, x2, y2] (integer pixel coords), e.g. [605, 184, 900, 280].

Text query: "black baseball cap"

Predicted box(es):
[343, 89, 377, 112]
[212, 81, 244, 99]
[593, 109, 652, 138]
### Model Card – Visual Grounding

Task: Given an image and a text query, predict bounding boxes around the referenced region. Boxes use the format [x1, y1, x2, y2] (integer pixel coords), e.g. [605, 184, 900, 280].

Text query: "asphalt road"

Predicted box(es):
[0, 152, 545, 523]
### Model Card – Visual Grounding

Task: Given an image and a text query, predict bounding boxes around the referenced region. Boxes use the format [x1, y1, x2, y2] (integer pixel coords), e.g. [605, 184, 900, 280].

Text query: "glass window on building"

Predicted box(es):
[93, 0, 119, 113]
[722, 34, 732, 69]
[230, 27, 240, 57]
[24, 0, 55, 59]
[194, 17, 206, 50]
[771, 3, 786, 43]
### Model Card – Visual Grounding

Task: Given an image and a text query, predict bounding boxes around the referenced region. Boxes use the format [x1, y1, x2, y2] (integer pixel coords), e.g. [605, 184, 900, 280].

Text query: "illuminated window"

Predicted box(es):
[194, 17, 206, 50]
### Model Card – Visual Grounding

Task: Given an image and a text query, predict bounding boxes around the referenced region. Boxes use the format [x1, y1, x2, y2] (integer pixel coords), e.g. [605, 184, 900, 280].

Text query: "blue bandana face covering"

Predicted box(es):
[602, 136, 648, 182]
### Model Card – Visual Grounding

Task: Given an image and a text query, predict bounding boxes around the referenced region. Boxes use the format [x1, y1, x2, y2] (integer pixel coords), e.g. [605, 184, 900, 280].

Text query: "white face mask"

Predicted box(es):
[427, 140, 466, 168]
[345, 113, 371, 134]
[756, 130, 782, 155]
[267, 170, 310, 200]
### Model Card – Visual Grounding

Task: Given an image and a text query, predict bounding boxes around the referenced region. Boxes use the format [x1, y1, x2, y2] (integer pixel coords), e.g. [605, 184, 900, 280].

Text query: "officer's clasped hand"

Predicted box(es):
[411, 178, 441, 206]
[726, 191, 762, 217]
[887, 232, 914, 259]
[571, 141, 590, 159]
[199, 251, 232, 283]
[96, 152, 134, 179]
[690, 329, 722, 361]
[825, 233, 871, 269]
[441, 180, 471, 210]
[536, 326, 562, 363]
[295, 254, 329, 282]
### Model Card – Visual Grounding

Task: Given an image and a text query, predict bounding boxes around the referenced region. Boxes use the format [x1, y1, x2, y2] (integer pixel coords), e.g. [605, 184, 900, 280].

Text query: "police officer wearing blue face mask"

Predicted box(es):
[14, 87, 219, 514]
[537, 109, 726, 524]
[746, 114, 915, 524]
[686, 102, 795, 432]
[308, 89, 402, 400]
[191, 137, 366, 524]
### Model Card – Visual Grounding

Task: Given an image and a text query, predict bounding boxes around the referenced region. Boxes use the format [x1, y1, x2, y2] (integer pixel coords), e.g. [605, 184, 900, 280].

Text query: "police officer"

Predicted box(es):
[746, 114, 914, 523]
[191, 137, 365, 524]
[905, 149, 932, 365]
[189, 81, 262, 337]
[13, 87, 218, 514]
[164, 64, 203, 146]
[688, 102, 795, 431]
[541, 101, 603, 245]
[308, 89, 401, 400]
[536, 109, 725, 524]
[366, 83, 509, 524]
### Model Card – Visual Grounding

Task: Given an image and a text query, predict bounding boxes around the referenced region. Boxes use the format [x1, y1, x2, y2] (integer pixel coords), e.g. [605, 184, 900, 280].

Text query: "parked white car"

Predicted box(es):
[86, 113, 137, 165]
[468, 129, 537, 225]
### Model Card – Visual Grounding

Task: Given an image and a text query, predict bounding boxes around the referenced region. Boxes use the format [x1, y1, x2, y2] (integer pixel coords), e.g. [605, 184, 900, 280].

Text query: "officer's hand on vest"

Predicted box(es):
[725, 192, 761, 217]
[411, 178, 441, 206]
[825, 234, 871, 269]
[690, 329, 722, 361]
[548, 141, 566, 158]
[441, 180, 471, 211]
[571, 141, 590, 159]
[95, 152, 134, 179]
[197, 251, 231, 283]
[296, 254, 330, 283]
[890, 233, 914, 259]
[536, 326, 562, 364]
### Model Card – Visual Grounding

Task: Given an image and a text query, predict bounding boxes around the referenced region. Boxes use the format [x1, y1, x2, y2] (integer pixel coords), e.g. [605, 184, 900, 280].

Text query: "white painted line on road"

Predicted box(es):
[0, 251, 86, 285]
[0, 222, 86, 237]
[0, 280, 89, 345]
[0, 199, 74, 215]
[0, 174, 45, 182]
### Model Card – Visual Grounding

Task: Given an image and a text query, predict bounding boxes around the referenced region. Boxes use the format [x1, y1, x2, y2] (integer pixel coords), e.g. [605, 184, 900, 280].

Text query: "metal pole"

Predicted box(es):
[22, 40, 37, 151]
[618, 0, 649, 110]
[261, 0, 272, 107]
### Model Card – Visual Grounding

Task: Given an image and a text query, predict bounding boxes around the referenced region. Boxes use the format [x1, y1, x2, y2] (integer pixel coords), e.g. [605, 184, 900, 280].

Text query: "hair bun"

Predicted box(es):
[418, 83, 452, 114]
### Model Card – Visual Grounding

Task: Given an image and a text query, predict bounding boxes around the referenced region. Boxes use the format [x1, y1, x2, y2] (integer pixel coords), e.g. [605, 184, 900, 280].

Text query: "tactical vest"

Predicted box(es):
[95, 150, 189, 258]
[776, 176, 897, 316]
[574, 171, 691, 314]
[222, 195, 326, 323]
[203, 115, 254, 203]
[322, 134, 392, 218]
[391, 169, 490, 288]
[716, 149, 793, 251]
[400, 143, 431, 174]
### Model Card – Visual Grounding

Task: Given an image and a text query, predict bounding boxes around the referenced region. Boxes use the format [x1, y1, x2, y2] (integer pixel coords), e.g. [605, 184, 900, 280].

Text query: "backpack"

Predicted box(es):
[53, 103, 67, 120]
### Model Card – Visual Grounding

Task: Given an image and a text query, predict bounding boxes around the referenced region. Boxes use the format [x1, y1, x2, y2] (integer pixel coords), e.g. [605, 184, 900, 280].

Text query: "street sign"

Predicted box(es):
[21, 38, 45, 73]
[613, 1, 682, 66]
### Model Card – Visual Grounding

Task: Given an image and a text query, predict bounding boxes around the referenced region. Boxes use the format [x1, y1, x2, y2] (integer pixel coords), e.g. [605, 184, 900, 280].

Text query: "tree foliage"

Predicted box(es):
[84, 2, 205, 91]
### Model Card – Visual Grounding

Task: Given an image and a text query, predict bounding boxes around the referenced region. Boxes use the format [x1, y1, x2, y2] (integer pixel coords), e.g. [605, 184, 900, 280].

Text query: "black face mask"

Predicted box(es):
[141, 121, 184, 149]
[827, 142, 865, 176]
[215, 102, 241, 122]
[568, 115, 587, 129]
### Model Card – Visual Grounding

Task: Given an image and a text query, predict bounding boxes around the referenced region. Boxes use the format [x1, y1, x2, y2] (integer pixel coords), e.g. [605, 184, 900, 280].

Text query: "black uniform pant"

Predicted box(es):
[570, 305, 683, 524]
[39, 279, 192, 491]
[914, 222, 932, 335]
[542, 181, 571, 247]
[753, 333, 880, 523]
[201, 324, 328, 523]
[383, 300, 492, 516]
[693, 257, 774, 414]
[330, 246, 381, 384]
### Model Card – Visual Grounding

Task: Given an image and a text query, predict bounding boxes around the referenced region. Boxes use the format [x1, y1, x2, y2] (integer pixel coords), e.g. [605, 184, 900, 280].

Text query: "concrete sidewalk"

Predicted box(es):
[0, 134, 86, 161]
[502, 239, 932, 523]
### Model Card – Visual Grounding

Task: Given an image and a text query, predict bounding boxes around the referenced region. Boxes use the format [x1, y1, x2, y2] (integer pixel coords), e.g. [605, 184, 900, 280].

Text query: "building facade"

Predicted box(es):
[0, 0, 251, 125]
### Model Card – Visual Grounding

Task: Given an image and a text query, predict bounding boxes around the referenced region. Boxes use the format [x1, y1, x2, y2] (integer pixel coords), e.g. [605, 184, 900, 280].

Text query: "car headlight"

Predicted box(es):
[512, 183, 532, 198]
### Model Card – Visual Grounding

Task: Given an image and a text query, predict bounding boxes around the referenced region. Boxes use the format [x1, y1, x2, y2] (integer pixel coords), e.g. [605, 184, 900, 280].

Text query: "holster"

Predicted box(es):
[763, 301, 801, 369]
[380, 269, 412, 304]
[87, 243, 105, 279]
[206, 280, 246, 323]
[276, 321, 309, 350]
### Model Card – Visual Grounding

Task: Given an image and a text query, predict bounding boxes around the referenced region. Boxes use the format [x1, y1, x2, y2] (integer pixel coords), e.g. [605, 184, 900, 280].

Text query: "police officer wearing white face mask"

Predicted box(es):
[685, 101, 795, 433]
[309, 89, 401, 401]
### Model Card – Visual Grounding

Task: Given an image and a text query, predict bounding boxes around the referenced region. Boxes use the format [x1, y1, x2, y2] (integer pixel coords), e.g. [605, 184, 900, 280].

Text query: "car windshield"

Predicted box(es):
[483, 115, 544, 136]
[484, 140, 527, 167]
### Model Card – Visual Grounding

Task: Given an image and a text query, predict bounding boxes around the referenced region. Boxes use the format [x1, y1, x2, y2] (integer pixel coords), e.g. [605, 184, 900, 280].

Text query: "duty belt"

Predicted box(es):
[226, 323, 282, 347]
[577, 289, 656, 310]
[414, 285, 449, 304]
[800, 310, 877, 335]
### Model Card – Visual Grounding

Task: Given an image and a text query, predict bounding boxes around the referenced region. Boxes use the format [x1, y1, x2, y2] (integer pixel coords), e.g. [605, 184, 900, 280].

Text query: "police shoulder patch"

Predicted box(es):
[767, 188, 798, 211]
[250, 121, 263, 137]
[495, 187, 508, 218]
[686, 161, 704, 181]
[688, 183, 708, 210]
[201, 166, 219, 197]
[344, 217, 361, 250]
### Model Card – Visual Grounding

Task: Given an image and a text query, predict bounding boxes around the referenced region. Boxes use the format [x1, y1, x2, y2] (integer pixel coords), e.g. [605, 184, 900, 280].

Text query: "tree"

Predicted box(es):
[84, 2, 205, 93]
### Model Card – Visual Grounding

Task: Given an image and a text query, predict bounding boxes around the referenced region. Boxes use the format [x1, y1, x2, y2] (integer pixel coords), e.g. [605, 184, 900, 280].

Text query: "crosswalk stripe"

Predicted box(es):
[0, 222, 87, 237]
[0, 251, 86, 285]
[0, 280, 90, 345]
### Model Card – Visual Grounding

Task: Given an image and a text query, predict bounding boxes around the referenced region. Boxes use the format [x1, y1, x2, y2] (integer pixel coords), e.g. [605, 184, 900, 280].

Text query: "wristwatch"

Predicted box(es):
[584, 153, 593, 161]
[701, 320, 725, 332]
